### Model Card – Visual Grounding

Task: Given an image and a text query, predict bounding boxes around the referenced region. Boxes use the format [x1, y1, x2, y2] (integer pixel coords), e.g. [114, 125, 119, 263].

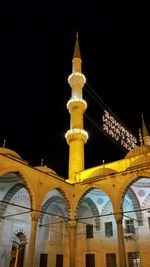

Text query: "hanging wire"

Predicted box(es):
[77, 206, 150, 221]
[0, 200, 69, 221]
[85, 113, 127, 153]
[1, 200, 149, 223]
[84, 82, 137, 136]
[83, 82, 137, 152]
[85, 82, 112, 113]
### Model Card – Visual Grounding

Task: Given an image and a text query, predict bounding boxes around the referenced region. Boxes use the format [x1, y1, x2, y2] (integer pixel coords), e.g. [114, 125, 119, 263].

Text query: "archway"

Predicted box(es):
[122, 176, 150, 267]
[9, 232, 27, 267]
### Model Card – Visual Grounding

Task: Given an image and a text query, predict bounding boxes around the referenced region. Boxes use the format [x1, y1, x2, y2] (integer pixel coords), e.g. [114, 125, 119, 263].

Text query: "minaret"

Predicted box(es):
[65, 33, 88, 182]
[142, 114, 150, 145]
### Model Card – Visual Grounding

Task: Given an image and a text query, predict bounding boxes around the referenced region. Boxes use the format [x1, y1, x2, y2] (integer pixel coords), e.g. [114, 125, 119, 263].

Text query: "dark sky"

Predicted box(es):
[0, 4, 149, 177]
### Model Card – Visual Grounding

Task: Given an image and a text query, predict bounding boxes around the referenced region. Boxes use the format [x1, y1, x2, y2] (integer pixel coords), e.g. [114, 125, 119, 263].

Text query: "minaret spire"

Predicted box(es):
[65, 33, 88, 182]
[72, 32, 82, 74]
[3, 139, 6, 148]
[73, 32, 81, 59]
[142, 114, 150, 145]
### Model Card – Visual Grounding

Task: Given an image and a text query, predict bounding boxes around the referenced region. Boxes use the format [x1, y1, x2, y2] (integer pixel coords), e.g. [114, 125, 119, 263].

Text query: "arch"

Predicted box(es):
[0, 168, 28, 183]
[77, 197, 100, 230]
[126, 188, 143, 226]
[120, 176, 149, 226]
[112, 172, 150, 216]
[101, 199, 112, 214]
[0, 183, 30, 218]
[141, 194, 150, 209]
[39, 191, 70, 226]
[55, 187, 71, 211]
[121, 171, 150, 193]
[12, 232, 27, 246]
[55, 187, 71, 214]
[10, 231, 27, 267]
[75, 185, 113, 209]
[76, 188, 102, 230]
[40, 195, 69, 224]
[0, 168, 39, 212]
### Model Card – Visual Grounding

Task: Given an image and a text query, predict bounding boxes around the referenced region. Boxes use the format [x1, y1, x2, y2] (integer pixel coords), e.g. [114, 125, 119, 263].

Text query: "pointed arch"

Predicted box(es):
[0, 183, 29, 218]
[40, 195, 70, 224]
[124, 188, 143, 226]
[76, 197, 100, 230]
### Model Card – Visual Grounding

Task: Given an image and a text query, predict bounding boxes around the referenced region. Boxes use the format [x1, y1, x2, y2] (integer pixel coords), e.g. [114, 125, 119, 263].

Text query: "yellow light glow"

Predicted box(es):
[65, 128, 88, 139]
[68, 72, 86, 83]
[67, 98, 87, 109]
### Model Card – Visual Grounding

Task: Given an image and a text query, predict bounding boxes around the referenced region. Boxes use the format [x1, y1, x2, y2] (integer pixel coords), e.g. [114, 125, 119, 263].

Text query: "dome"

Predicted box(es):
[125, 145, 150, 159]
[35, 165, 56, 175]
[89, 167, 116, 178]
[97, 167, 116, 176]
[0, 147, 22, 159]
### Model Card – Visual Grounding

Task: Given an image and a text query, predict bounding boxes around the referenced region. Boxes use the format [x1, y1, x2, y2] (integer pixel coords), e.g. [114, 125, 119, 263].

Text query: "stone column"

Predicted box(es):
[23, 211, 40, 267]
[14, 247, 19, 267]
[69, 220, 77, 267]
[115, 213, 127, 267]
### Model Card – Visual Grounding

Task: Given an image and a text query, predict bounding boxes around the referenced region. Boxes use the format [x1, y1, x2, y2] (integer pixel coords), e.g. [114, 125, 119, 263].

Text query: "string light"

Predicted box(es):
[84, 82, 138, 151]
[138, 128, 143, 145]
[102, 110, 137, 151]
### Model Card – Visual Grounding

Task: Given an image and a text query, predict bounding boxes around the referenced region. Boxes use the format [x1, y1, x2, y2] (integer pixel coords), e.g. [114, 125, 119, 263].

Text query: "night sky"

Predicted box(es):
[0, 4, 149, 177]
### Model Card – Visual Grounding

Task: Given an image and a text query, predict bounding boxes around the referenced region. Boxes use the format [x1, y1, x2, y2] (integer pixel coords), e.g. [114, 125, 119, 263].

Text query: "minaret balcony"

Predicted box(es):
[67, 98, 87, 112]
[65, 128, 88, 144]
[68, 72, 86, 89]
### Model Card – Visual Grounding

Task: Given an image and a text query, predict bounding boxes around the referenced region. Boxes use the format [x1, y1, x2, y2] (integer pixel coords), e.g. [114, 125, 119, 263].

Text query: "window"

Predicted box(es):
[86, 224, 93, 238]
[40, 253, 48, 267]
[105, 222, 113, 237]
[86, 254, 95, 267]
[106, 253, 117, 267]
[148, 217, 150, 230]
[128, 252, 141, 267]
[56, 254, 63, 267]
[125, 219, 135, 234]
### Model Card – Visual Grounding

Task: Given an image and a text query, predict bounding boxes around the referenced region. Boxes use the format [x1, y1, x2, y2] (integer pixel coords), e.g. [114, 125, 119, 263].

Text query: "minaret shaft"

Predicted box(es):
[72, 58, 82, 73]
[69, 140, 85, 179]
[70, 110, 84, 129]
[142, 114, 150, 146]
[65, 36, 88, 182]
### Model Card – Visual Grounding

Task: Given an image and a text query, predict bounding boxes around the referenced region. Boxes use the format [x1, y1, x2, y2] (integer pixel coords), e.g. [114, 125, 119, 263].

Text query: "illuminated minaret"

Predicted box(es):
[65, 33, 88, 182]
[142, 114, 150, 145]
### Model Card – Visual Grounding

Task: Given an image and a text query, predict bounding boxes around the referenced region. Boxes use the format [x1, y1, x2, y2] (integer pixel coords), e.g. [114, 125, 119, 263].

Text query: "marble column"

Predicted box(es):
[115, 213, 127, 267]
[23, 211, 40, 267]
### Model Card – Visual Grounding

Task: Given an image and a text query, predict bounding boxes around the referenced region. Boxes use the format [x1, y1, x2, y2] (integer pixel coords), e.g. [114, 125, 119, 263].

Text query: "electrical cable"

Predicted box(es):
[0, 200, 70, 221]
[85, 82, 112, 113]
[1, 200, 149, 224]
[85, 82, 134, 129]
[84, 82, 137, 151]
[77, 207, 150, 221]
[85, 113, 127, 153]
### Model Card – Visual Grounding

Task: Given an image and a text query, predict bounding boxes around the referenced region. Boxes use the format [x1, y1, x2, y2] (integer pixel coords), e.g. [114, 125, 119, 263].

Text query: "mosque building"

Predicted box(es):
[0, 34, 150, 267]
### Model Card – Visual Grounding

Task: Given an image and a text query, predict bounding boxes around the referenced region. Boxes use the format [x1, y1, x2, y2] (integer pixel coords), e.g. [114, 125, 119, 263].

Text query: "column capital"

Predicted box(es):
[114, 213, 123, 224]
[31, 210, 40, 221]
[69, 219, 77, 228]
